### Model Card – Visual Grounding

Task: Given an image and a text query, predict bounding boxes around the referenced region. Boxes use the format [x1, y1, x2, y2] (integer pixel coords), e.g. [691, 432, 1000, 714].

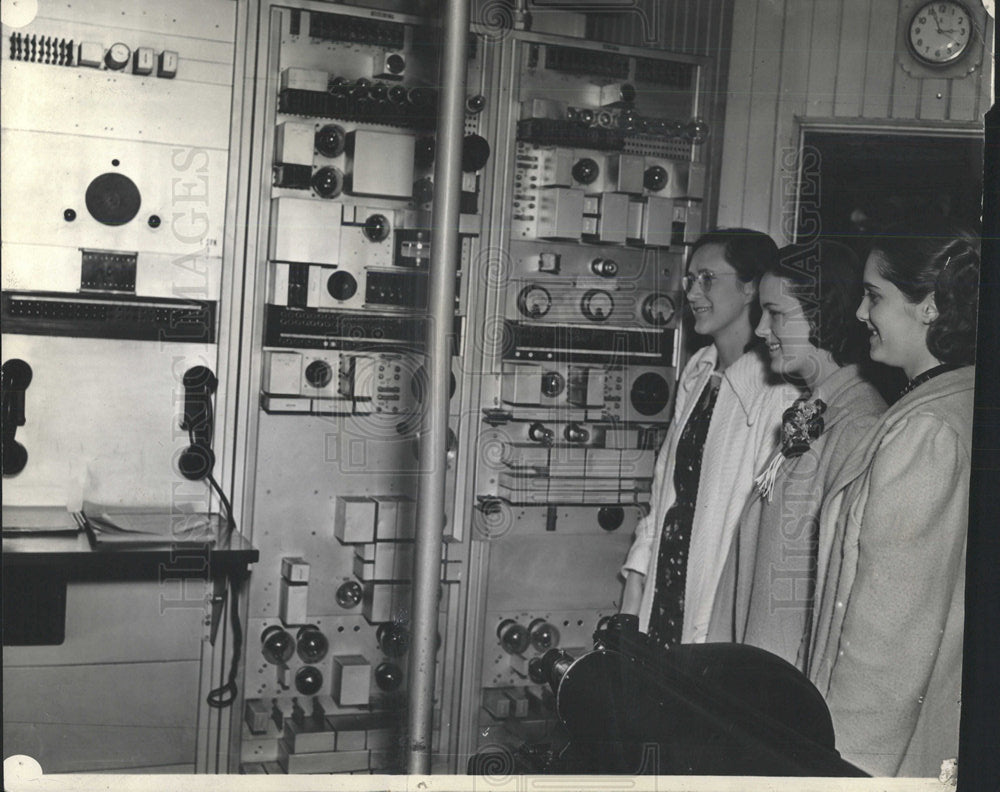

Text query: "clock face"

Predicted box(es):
[908, 2, 973, 64]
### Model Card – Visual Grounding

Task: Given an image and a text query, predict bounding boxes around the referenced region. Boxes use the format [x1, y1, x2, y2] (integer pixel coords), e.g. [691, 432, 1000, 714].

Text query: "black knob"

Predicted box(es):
[630, 372, 670, 416]
[363, 213, 390, 242]
[540, 371, 564, 398]
[412, 177, 434, 204]
[63, 208, 76, 221]
[563, 423, 589, 443]
[326, 271, 357, 301]
[591, 258, 618, 277]
[311, 166, 343, 198]
[294, 665, 324, 695]
[619, 83, 637, 104]
[315, 124, 346, 158]
[148, 214, 161, 228]
[377, 623, 410, 657]
[414, 136, 436, 168]
[304, 360, 333, 388]
[336, 580, 363, 608]
[466, 94, 486, 113]
[644, 165, 668, 191]
[576, 108, 594, 126]
[375, 662, 403, 691]
[597, 505, 625, 531]
[572, 157, 599, 185]
[369, 82, 388, 102]
[385, 53, 405, 75]
[261, 626, 295, 665]
[497, 619, 530, 654]
[461, 134, 491, 172]
[296, 626, 329, 663]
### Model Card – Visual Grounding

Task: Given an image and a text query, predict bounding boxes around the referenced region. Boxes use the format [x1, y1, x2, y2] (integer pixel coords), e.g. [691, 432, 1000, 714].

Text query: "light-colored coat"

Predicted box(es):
[622, 344, 796, 642]
[807, 366, 973, 777]
[705, 365, 886, 668]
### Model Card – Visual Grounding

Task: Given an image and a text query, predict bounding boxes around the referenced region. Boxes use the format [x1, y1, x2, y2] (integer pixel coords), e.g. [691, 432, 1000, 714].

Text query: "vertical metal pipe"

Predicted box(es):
[407, 0, 470, 775]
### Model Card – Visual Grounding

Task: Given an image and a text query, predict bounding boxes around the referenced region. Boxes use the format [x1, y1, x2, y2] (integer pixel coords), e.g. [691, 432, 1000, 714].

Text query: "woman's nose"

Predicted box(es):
[856, 296, 869, 323]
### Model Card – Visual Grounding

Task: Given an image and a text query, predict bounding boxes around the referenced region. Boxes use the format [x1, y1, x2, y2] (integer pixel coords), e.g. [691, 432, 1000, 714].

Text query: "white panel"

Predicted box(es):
[1, 244, 222, 300]
[34, 0, 237, 42]
[1, 62, 234, 147]
[0, 335, 216, 506]
[0, 130, 227, 257]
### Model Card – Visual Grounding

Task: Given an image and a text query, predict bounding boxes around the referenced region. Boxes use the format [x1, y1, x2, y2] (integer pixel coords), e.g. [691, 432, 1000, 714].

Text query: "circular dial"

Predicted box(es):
[304, 359, 333, 388]
[517, 284, 552, 318]
[908, 1, 973, 64]
[497, 619, 530, 654]
[336, 580, 363, 608]
[644, 165, 669, 191]
[571, 157, 600, 185]
[311, 166, 343, 198]
[597, 505, 625, 531]
[630, 371, 670, 416]
[376, 623, 410, 657]
[540, 371, 565, 398]
[326, 271, 357, 301]
[580, 289, 614, 321]
[363, 213, 390, 242]
[641, 293, 676, 326]
[105, 42, 131, 70]
[314, 124, 346, 158]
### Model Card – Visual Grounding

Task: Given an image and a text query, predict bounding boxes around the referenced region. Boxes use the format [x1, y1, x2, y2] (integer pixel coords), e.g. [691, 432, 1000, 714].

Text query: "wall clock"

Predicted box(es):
[906, 1, 973, 64]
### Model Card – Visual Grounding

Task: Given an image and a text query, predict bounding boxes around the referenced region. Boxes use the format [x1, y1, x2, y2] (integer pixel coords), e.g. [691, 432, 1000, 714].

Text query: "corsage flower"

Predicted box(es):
[754, 398, 827, 501]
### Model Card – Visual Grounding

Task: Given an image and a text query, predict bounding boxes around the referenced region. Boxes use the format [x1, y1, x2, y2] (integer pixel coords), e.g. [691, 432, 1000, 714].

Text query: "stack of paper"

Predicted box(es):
[80, 502, 218, 547]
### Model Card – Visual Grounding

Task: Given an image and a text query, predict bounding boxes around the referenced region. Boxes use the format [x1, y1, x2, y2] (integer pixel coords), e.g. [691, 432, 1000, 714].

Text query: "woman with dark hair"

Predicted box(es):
[706, 239, 886, 666]
[806, 218, 978, 776]
[620, 229, 797, 647]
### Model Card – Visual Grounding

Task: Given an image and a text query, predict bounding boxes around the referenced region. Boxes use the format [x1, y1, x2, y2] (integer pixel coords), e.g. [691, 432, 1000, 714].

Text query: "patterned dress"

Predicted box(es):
[646, 374, 721, 648]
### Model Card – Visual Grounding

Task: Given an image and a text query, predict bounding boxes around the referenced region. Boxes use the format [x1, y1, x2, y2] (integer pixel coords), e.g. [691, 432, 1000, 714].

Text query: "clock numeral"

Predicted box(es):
[919, 15, 927, 22]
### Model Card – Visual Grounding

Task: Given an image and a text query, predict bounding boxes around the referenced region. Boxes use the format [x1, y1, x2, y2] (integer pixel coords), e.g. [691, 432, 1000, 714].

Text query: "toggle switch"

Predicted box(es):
[157, 50, 178, 78]
[132, 47, 154, 75]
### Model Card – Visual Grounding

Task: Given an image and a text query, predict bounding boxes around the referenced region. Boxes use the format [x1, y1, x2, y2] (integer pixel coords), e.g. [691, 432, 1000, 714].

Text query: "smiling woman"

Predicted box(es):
[806, 217, 980, 776]
[706, 240, 886, 668]
[620, 229, 797, 648]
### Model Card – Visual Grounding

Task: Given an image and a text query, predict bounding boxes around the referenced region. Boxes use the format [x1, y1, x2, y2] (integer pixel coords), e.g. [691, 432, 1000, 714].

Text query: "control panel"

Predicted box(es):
[238, 4, 490, 774]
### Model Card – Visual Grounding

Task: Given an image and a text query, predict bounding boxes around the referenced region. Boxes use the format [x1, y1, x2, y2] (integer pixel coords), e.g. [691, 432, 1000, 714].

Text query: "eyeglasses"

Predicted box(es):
[681, 270, 739, 294]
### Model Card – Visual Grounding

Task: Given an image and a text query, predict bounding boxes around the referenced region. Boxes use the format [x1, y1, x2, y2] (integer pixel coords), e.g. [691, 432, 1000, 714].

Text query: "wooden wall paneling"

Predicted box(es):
[805, 0, 842, 117]
[769, 1, 815, 244]
[891, 62, 921, 118]
[833, 0, 872, 116]
[920, 77, 951, 120]
[861, 0, 900, 118]
[716, 0, 760, 226]
[740, 0, 786, 233]
[948, 69, 983, 121]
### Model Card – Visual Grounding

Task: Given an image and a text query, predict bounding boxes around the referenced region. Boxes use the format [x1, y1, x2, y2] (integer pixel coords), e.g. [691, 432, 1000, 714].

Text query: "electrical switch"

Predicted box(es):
[157, 50, 178, 78]
[133, 47, 154, 75]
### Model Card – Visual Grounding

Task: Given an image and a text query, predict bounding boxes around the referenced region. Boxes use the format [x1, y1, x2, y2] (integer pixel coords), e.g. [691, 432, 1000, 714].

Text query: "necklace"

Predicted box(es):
[898, 363, 959, 400]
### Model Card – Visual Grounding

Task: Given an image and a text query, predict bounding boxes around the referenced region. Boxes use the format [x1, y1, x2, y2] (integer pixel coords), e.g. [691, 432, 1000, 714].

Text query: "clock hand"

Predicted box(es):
[929, 6, 944, 33]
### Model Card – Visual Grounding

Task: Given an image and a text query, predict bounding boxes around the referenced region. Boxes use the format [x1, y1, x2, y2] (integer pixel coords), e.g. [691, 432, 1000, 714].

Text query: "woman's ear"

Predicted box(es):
[919, 293, 939, 325]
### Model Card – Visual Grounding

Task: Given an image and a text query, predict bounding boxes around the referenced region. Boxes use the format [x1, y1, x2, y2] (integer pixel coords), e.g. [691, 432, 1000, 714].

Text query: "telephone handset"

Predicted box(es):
[178, 365, 217, 481]
[2, 359, 32, 476]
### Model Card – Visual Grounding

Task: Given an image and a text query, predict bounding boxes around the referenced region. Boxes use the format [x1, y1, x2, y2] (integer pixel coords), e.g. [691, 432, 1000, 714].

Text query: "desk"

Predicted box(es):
[3, 511, 258, 645]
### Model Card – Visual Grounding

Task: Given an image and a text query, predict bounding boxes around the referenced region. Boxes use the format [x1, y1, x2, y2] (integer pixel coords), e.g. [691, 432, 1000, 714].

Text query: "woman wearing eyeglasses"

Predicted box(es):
[620, 229, 797, 648]
[806, 219, 978, 776]
[705, 240, 886, 667]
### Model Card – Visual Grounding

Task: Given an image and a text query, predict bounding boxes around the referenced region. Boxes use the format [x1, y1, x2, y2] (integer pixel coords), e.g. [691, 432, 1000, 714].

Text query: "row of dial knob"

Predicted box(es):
[518, 285, 675, 325]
